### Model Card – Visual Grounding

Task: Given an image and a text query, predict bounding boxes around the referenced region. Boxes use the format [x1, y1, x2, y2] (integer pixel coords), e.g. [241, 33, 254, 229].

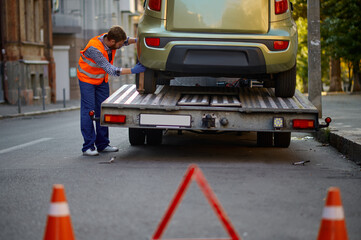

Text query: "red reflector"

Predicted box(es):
[104, 114, 126, 124]
[149, 0, 161, 11]
[325, 117, 332, 124]
[273, 40, 289, 50]
[275, 0, 288, 14]
[293, 119, 315, 129]
[145, 38, 160, 47]
[89, 110, 95, 117]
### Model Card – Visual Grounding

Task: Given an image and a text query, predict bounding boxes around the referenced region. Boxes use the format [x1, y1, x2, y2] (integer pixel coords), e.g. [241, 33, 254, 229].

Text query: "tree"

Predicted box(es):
[292, 0, 307, 21]
[295, 17, 308, 93]
[328, 57, 342, 91]
[293, 0, 329, 93]
[292, 0, 308, 92]
[321, 0, 361, 92]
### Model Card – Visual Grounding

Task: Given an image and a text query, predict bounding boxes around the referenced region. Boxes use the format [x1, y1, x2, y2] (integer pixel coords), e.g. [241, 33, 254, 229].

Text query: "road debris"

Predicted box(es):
[292, 160, 310, 166]
[99, 156, 116, 164]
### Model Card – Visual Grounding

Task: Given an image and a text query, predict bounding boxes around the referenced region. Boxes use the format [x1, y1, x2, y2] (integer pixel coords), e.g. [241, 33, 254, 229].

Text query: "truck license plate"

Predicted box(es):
[139, 114, 191, 127]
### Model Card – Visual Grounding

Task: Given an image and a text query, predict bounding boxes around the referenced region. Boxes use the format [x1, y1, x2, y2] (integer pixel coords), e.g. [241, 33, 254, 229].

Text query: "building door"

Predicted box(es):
[53, 45, 70, 101]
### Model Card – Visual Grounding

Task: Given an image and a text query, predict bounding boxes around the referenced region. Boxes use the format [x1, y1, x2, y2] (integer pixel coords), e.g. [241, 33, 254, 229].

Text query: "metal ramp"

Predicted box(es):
[177, 94, 241, 107]
[102, 84, 317, 114]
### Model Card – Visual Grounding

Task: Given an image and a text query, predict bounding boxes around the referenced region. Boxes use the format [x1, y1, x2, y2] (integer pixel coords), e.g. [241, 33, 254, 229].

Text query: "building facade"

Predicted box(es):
[0, 0, 142, 105]
[52, 0, 142, 100]
[0, 0, 54, 105]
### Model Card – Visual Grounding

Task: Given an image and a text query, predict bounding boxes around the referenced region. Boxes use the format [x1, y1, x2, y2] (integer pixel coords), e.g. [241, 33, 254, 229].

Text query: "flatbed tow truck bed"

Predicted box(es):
[100, 84, 328, 147]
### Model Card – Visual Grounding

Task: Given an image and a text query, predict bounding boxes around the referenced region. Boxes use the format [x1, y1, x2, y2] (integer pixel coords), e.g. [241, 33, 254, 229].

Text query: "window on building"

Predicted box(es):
[25, 0, 34, 42]
[25, 0, 43, 43]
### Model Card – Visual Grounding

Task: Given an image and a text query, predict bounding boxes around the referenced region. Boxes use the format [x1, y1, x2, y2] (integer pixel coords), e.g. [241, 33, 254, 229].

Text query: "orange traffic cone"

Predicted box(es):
[43, 184, 75, 240]
[317, 187, 348, 240]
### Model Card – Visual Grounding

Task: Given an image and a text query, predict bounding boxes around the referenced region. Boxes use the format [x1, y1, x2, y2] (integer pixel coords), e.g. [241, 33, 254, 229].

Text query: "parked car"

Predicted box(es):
[136, 0, 298, 97]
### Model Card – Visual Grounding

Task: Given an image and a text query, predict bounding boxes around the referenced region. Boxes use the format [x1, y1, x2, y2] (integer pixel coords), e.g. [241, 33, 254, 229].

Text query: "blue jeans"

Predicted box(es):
[79, 80, 110, 152]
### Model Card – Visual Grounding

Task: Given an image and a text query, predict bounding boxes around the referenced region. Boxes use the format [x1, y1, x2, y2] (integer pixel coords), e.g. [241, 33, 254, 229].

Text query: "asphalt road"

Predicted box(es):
[0, 111, 360, 240]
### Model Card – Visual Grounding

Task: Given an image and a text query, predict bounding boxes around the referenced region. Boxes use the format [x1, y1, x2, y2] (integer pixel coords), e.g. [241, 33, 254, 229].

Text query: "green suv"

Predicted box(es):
[136, 0, 298, 97]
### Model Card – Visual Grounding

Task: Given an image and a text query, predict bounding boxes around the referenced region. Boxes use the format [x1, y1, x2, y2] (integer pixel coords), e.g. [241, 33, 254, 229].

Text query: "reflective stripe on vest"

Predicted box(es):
[77, 65, 105, 79]
[80, 54, 102, 68]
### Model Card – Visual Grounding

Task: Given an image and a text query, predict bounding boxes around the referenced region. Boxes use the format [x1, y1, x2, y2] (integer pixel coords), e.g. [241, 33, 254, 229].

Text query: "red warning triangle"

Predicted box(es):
[151, 164, 242, 240]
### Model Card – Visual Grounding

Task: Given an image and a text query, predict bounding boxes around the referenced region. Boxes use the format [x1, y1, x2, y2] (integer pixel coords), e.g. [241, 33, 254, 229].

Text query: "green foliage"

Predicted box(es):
[321, 0, 361, 65]
[295, 17, 308, 93]
[291, 0, 307, 21]
[294, 9, 329, 93]
[292, 0, 360, 92]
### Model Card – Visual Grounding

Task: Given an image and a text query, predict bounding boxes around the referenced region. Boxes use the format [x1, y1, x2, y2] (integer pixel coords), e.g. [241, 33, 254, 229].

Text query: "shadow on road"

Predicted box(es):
[108, 131, 307, 165]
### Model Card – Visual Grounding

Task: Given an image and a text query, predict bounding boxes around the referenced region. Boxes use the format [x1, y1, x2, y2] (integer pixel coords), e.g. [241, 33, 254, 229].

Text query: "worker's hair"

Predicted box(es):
[107, 25, 127, 42]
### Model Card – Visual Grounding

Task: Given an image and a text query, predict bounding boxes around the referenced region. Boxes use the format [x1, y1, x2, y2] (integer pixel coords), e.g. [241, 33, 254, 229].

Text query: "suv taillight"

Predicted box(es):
[273, 40, 289, 50]
[149, 0, 161, 11]
[275, 0, 288, 15]
[145, 37, 160, 47]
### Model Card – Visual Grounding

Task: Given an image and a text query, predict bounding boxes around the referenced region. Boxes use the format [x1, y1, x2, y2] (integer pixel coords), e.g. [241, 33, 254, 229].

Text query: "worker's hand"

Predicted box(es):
[131, 62, 146, 74]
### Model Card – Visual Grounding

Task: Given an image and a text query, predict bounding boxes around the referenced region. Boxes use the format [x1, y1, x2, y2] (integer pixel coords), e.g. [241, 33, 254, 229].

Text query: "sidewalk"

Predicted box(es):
[0, 91, 360, 164]
[0, 100, 80, 119]
[316, 92, 361, 165]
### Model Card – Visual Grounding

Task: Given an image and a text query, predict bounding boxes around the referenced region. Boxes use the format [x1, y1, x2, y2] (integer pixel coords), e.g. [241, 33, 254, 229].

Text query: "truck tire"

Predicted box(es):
[274, 132, 291, 148]
[275, 64, 296, 98]
[257, 132, 273, 147]
[146, 129, 163, 145]
[129, 128, 146, 145]
[135, 69, 157, 94]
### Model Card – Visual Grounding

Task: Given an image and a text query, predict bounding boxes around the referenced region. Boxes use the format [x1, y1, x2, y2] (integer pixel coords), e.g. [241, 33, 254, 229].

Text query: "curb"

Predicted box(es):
[0, 106, 80, 120]
[315, 129, 361, 165]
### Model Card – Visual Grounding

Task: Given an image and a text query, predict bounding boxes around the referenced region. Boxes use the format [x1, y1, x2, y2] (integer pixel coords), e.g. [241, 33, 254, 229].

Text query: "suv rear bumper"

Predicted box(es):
[138, 17, 297, 74]
[165, 45, 266, 75]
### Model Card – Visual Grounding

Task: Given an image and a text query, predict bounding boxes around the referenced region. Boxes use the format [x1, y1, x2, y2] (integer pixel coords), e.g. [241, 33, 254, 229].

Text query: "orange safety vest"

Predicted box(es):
[77, 33, 116, 85]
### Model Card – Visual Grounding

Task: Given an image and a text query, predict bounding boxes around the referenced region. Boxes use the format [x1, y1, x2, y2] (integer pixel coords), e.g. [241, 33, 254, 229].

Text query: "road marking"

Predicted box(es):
[0, 138, 53, 154]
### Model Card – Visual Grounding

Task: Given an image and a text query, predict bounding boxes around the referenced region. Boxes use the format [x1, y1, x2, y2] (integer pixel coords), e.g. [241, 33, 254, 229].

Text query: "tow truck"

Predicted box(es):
[98, 78, 331, 148]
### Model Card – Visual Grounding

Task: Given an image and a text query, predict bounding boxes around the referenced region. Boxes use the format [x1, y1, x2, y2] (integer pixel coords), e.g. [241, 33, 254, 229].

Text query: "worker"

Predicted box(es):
[77, 25, 145, 156]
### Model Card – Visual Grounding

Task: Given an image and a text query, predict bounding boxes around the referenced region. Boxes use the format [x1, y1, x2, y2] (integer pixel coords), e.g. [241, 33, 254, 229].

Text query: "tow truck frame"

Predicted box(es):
[98, 83, 330, 148]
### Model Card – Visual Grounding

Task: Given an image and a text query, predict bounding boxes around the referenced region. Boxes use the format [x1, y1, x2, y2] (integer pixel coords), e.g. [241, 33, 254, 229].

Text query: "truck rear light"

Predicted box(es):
[145, 37, 160, 47]
[293, 119, 315, 129]
[104, 114, 126, 124]
[273, 117, 284, 128]
[275, 0, 288, 14]
[273, 40, 289, 50]
[149, 0, 161, 11]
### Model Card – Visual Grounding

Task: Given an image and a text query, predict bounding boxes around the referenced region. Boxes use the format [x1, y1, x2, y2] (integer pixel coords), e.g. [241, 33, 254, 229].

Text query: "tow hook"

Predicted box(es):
[89, 110, 100, 122]
[318, 117, 332, 129]
[202, 114, 216, 128]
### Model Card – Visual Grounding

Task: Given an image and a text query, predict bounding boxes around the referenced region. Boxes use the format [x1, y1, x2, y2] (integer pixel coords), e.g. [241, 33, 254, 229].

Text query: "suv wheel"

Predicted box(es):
[275, 64, 296, 98]
[136, 69, 157, 94]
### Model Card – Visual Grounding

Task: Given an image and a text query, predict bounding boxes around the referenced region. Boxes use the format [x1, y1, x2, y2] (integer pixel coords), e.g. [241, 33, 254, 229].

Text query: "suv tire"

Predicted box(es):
[275, 64, 296, 98]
